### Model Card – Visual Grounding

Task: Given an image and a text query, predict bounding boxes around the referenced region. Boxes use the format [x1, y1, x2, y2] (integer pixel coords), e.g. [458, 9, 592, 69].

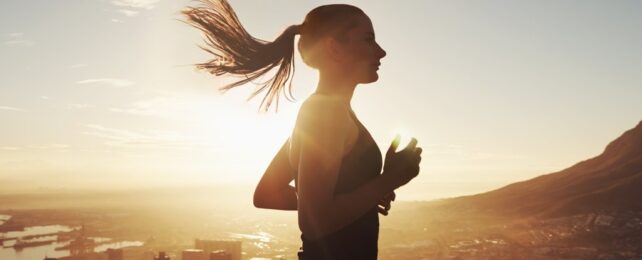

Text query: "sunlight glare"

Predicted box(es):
[390, 127, 416, 151]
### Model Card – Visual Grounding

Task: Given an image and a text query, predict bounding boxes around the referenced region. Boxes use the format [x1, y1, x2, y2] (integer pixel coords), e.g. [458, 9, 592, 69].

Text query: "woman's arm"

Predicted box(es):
[253, 139, 298, 210]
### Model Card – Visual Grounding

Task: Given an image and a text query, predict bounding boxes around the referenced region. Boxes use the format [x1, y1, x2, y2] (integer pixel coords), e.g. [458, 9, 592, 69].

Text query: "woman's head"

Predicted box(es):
[298, 5, 387, 84]
[183, 0, 385, 111]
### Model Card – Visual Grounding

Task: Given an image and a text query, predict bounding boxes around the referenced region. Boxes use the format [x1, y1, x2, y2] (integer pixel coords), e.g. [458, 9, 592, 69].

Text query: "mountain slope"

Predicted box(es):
[449, 121, 642, 218]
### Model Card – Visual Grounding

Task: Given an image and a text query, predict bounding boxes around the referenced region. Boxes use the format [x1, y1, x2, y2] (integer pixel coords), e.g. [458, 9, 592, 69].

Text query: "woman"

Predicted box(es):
[184, 1, 423, 259]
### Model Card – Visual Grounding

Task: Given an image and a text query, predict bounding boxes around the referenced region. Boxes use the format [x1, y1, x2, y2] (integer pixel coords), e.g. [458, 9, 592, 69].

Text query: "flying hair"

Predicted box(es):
[182, 0, 299, 112]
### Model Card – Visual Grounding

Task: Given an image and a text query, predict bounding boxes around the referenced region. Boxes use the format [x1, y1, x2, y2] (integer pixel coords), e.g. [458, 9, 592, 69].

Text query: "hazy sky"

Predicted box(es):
[1, 0, 640, 200]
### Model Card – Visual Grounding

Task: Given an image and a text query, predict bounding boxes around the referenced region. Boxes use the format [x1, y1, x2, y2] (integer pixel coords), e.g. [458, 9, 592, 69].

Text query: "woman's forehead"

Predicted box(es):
[350, 15, 374, 35]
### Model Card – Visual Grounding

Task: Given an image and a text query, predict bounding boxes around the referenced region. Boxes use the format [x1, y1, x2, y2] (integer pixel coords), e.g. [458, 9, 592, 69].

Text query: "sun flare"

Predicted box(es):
[390, 127, 416, 151]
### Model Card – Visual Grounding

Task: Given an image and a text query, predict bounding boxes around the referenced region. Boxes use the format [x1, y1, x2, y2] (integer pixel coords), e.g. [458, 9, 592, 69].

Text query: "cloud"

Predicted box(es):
[0, 106, 26, 112]
[29, 144, 70, 150]
[68, 64, 88, 69]
[4, 40, 35, 46]
[109, 0, 158, 19]
[423, 143, 527, 165]
[118, 9, 139, 17]
[109, 97, 173, 118]
[108, 94, 218, 122]
[108, 94, 230, 123]
[76, 78, 134, 88]
[0, 144, 69, 154]
[0, 144, 70, 153]
[4, 32, 34, 46]
[111, 0, 159, 9]
[66, 104, 94, 110]
[83, 124, 201, 148]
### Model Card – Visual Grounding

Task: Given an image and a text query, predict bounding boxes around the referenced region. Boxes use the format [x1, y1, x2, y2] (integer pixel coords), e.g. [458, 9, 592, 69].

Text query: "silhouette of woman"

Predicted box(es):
[183, 1, 423, 259]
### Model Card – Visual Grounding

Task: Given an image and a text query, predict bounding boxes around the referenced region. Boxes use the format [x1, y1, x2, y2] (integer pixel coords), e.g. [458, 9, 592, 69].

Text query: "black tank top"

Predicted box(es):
[295, 109, 383, 260]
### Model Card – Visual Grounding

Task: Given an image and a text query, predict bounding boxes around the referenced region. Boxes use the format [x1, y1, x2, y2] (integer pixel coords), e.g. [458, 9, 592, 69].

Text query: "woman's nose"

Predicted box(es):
[378, 45, 387, 59]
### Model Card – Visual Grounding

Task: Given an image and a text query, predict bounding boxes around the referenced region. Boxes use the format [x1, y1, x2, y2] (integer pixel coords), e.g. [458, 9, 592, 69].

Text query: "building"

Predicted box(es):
[194, 239, 241, 260]
[595, 215, 615, 226]
[106, 248, 124, 260]
[69, 226, 95, 256]
[210, 250, 232, 260]
[122, 246, 156, 260]
[182, 248, 232, 260]
[58, 252, 108, 260]
[154, 251, 170, 260]
[182, 249, 207, 260]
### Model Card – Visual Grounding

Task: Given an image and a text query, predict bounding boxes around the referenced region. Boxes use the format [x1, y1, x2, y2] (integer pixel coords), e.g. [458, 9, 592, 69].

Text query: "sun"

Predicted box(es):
[191, 96, 299, 173]
[389, 127, 416, 151]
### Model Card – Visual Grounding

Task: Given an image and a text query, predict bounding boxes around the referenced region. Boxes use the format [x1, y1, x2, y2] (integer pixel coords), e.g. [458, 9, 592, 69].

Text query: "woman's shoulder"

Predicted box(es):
[295, 94, 351, 130]
[302, 93, 347, 106]
[299, 94, 349, 116]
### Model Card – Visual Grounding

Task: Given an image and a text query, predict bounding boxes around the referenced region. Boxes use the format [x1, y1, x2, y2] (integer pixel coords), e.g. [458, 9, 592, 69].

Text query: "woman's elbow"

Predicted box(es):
[253, 188, 267, 208]
[253, 198, 268, 209]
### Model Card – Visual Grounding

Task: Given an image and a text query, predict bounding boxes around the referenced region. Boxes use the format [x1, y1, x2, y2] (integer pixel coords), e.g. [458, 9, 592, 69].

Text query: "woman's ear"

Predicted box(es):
[323, 37, 346, 64]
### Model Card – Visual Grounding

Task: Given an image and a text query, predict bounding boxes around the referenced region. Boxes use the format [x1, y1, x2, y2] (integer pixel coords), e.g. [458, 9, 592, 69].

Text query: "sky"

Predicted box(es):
[1, 0, 641, 200]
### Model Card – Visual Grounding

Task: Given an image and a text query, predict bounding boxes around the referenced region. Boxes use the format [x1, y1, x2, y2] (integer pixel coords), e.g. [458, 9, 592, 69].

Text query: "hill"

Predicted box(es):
[444, 121, 642, 218]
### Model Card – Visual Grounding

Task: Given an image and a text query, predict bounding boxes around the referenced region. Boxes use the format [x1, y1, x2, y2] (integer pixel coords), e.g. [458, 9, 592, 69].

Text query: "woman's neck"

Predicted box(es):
[314, 70, 357, 107]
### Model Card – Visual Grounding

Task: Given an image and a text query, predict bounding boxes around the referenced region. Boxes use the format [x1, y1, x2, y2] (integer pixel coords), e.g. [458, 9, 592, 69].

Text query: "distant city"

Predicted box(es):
[0, 213, 254, 260]
[1, 207, 640, 260]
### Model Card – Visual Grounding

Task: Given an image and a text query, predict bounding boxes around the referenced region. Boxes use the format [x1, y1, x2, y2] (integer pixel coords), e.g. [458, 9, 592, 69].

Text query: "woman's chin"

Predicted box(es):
[366, 73, 379, 83]
[357, 71, 380, 84]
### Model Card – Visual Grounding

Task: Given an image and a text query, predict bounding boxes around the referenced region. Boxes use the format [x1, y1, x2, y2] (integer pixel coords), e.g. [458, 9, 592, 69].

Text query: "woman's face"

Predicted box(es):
[334, 14, 387, 84]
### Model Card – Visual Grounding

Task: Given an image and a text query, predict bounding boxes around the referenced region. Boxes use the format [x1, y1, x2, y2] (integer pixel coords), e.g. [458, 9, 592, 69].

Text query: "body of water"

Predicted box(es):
[2, 225, 74, 239]
[0, 214, 11, 226]
[0, 221, 142, 260]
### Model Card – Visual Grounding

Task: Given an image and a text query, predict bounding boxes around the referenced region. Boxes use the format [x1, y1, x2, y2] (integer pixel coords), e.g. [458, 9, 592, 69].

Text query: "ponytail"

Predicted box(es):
[183, 0, 300, 112]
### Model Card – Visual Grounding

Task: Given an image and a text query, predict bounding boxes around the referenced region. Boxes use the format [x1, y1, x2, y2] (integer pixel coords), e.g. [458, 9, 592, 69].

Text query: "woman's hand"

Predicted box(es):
[377, 191, 396, 216]
[381, 134, 423, 191]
